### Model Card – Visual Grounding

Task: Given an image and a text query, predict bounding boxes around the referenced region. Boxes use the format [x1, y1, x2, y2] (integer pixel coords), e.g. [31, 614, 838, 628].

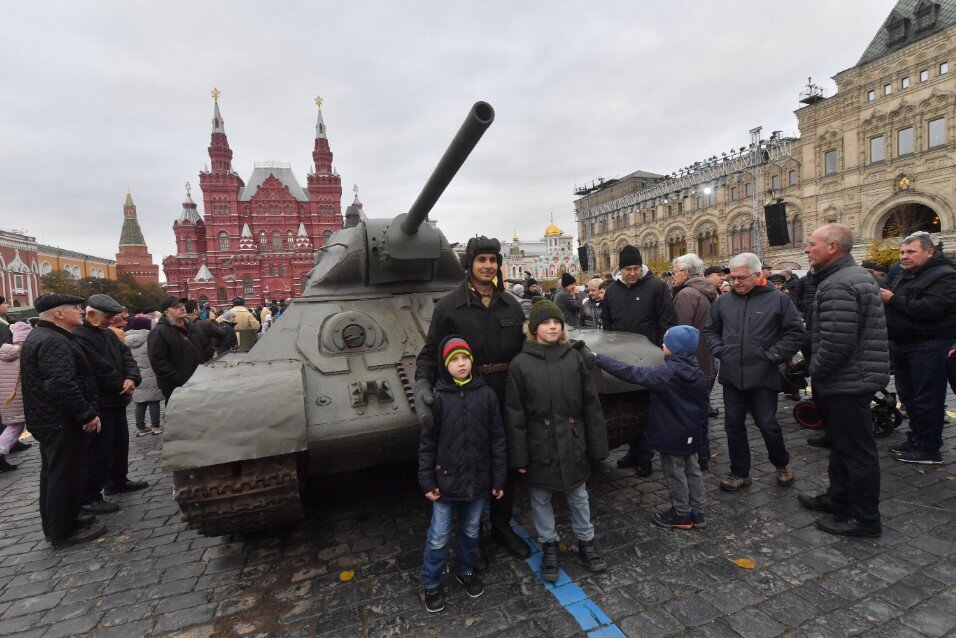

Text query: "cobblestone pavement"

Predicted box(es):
[0, 388, 953, 638]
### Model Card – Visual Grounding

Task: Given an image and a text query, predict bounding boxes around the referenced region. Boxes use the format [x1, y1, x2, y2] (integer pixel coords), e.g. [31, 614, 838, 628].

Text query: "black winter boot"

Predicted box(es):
[540, 541, 559, 582]
[578, 540, 607, 572]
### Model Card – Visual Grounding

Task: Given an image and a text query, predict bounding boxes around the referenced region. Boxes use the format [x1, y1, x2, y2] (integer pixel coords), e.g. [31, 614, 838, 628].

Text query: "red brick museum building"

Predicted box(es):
[163, 92, 344, 306]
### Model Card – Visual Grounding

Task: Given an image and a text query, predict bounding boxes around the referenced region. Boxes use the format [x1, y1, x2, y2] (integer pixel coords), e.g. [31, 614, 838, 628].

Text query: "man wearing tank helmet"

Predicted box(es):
[415, 235, 530, 562]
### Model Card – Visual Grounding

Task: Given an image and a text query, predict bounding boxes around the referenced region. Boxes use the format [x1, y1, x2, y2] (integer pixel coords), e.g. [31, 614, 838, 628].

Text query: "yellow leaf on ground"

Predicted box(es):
[732, 558, 756, 569]
[339, 570, 355, 582]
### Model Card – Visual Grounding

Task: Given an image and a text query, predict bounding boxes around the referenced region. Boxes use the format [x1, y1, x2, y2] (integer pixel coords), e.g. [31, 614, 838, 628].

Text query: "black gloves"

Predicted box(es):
[413, 379, 434, 428]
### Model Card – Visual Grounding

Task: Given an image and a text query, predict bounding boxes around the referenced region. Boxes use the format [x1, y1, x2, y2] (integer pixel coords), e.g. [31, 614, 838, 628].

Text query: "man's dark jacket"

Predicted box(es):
[553, 290, 582, 326]
[703, 284, 805, 391]
[418, 372, 507, 501]
[809, 255, 890, 395]
[73, 321, 141, 407]
[191, 317, 228, 362]
[579, 299, 602, 329]
[885, 250, 956, 343]
[20, 320, 99, 433]
[793, 274, 818, 323]
[596, 352, 707, 455]
[148, 315, 206, 393]
[416, 281, 526, 404]
[600, 268, 677, 345]
[504, 340, 609, 492]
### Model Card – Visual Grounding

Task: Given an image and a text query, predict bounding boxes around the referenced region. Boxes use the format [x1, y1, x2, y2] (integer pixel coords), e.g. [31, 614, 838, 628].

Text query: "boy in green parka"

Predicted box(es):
[505, 300, 609, 581]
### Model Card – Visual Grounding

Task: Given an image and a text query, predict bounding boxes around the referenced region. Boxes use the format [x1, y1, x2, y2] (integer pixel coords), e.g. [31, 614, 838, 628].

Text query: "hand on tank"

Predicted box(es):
[82, 416, 101, 433]
[491, 488, 504, 500]
[425, 489, 441, 501]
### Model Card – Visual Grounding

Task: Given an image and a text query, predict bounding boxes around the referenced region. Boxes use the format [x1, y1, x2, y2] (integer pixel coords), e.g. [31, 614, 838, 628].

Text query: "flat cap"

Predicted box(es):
[34, 293, 86, 313]
[87, 294, 125, 314]
[159, 296, 184, 312]
[704, 266, 729, 276]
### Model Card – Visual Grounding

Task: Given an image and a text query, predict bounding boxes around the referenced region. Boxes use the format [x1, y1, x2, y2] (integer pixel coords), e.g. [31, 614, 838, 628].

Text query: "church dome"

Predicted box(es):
[545, 221, 561, 236]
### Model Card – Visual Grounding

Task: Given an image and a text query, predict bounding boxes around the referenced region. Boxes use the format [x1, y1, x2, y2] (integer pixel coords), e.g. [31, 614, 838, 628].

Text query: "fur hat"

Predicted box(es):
[561, 272, 576, 288]
[618, 244, 642, 269]
[663, 325, 699, 355]
[11, 322, 32, 343]
[464, 236, 502, 268]
[440, 335, 473, 367]
[528, 299, 564, 334]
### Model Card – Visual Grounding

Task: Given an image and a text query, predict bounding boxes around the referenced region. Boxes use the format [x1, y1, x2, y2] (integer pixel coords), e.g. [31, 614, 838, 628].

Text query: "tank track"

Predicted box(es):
[600, 391, 649, 449]
[172, 454, 304, 537]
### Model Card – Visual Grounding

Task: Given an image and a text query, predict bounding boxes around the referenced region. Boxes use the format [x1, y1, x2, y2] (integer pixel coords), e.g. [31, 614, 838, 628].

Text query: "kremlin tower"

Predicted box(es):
[115, 190, 160, 284]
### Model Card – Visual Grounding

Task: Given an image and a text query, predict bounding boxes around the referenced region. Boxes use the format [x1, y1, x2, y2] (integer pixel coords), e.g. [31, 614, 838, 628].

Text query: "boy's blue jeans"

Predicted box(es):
[421, 497, 487, 589]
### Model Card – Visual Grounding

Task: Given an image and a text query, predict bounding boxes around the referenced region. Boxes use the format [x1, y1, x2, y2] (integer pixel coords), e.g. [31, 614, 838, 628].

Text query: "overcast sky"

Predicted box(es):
[2, 1, 891, 277]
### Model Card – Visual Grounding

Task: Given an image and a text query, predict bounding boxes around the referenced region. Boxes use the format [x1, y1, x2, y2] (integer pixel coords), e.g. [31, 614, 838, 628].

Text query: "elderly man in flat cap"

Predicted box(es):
[73, 294, 146, 514]
[20, 294, 107, 546]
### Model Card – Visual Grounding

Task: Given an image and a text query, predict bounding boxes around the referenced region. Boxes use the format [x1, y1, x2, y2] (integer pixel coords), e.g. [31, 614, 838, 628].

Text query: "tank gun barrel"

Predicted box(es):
[400, 101, 495, 235]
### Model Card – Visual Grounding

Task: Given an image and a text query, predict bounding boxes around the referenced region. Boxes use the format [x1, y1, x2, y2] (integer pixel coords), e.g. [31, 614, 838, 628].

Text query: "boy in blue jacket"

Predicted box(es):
[418, 335, 507, 613]
[596, 325, 709, 529]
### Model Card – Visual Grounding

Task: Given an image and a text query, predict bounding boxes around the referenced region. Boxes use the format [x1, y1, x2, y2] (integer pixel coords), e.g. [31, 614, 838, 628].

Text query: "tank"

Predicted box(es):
[163, 101, 663, 536]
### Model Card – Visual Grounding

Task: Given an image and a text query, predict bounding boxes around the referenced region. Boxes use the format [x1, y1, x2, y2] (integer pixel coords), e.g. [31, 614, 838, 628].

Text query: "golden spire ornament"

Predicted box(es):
[185, 181, 192, 194]
[315, 96, 323, 108]
[211, 87, 221, 102]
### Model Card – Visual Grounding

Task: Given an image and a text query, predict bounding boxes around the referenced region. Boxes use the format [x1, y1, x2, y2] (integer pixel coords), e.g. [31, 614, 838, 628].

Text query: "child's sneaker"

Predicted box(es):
[578, 540, 607, 572]
[652, 508, 694, 529]
[540, 541, 560, 582]
[135, 428, 150, 437]
[455, 573, 484, 598]
[423, 586, 445, 613]
[691, 511, 707, 529]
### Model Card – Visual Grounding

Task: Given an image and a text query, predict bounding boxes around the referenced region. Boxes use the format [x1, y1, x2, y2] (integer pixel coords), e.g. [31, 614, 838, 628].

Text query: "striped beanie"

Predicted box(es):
[440, 335, 473, 367]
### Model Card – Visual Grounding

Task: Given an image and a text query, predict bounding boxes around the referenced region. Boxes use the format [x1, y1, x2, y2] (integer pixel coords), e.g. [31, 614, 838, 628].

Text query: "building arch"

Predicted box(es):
[864, 190, 954, 239]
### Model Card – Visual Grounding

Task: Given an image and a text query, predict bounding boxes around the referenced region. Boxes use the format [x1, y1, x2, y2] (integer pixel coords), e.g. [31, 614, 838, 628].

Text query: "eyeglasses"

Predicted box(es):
[728, 274, 756, 282]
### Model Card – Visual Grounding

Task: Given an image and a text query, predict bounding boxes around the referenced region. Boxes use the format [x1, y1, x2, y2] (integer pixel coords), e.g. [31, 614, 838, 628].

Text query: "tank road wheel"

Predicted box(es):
[173, 454, 304, 537]
[599, 391, 649, 449]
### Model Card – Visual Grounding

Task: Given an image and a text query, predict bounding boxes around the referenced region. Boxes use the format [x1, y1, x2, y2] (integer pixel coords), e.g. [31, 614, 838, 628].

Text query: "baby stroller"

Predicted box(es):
[785, 358, 903, 438]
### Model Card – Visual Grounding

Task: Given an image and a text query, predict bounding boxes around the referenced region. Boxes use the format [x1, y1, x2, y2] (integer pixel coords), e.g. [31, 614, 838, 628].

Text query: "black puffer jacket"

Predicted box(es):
[703, 284, 806, 391]
[20, 320, 99, 433]
[794, 274, 818, 323]
[885, 250, 956, 343]
[418, 371, 507, 501]
[416, 281, 526, 404]
[147, 315, 206, 393]
[73, 321, 141, 407]
[809, 255, 890, 395]
[505, 340, 609, 492]
[601, 267, 676, 345]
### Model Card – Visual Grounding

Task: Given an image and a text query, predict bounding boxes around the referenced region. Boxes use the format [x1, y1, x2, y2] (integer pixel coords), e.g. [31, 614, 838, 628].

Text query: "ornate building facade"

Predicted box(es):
[36, 245, 116, 280]
[500, 219, 582, 281]
[0, 230, 41, 308]
[163, 92, 343, 305]
[115, 190, 159, 284]
[577, 0, 956, 272]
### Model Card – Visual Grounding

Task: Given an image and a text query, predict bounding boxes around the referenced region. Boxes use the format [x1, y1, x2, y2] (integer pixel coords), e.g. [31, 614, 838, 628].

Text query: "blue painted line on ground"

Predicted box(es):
[510, 519, 627, 637]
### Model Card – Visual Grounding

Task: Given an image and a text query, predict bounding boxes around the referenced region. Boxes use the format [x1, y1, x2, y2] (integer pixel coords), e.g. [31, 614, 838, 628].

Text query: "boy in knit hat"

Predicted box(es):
[418, 335, 507, 613]
[505, 300, 609, 581]
[596, 325, 709, 529]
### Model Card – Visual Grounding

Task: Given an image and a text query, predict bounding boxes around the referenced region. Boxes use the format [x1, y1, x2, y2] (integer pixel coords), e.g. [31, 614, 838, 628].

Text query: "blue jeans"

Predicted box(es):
[529, 483, 594, 544]
[421, 498, 486, 589]
[723, 385, 790, 478]
[891, 339, 950, 453]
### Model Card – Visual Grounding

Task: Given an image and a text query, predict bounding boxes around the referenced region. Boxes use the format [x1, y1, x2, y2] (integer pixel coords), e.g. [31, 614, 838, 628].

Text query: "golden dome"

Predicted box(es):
[545, 221, 561, 236]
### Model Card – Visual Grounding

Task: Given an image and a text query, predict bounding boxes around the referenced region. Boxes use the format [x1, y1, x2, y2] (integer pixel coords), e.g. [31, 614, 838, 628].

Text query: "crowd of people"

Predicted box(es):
[0, 291, 267, 547]
[412, 224, 955, 613]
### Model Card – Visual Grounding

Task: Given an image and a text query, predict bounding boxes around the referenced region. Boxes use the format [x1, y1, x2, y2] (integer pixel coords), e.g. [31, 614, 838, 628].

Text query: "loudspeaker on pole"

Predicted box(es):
[764, 201, 790, 247]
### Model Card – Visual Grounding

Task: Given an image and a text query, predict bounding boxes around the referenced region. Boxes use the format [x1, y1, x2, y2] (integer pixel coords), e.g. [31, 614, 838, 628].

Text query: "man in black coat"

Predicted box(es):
[703, 252, 805, 493]
[74, 294, 146, 510]
[415, 236, 530, 560]
[600, 244, 677, 475]
[20, 294, 107, 546]
[148, 296, 207, 404]
[798, 224, 890, 537]
[881, 232, 956, 465]
[553, 272, 582, 326]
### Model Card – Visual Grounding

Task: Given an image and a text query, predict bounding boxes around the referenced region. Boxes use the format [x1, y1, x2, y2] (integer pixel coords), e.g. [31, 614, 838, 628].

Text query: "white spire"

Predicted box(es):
[314, 96, 327, 139]
[194, 263, 214, 281]
[240, 222, 252, 238]
[211, 88, 226, 135]
[297, 222, 308, 237]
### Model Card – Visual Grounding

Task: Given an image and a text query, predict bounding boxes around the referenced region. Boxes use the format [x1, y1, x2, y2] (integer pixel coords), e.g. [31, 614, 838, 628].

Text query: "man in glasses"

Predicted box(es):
[21, 294, 106, 546]
[703, 252, 805, 493]
[73, 294, 146, 515]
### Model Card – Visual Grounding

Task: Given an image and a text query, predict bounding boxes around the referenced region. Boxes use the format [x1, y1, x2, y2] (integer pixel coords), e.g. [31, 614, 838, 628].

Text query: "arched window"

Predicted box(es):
[41, 261, 52, 275]
[603, 248, 611, 270]
[789, 214, 804, 246]
[72, 265, 80, 278]
[270, 204, 279, 215]
[243, 278, 253, 297]
[278, 264, 285, 276]
[272, 230, 282, 250]
[259, 231, 267, 247]
[217, 288, 227, 303]
[287, 231, 294, 247]
[269, 264, 275, 277]
[218, 231, 230, 251]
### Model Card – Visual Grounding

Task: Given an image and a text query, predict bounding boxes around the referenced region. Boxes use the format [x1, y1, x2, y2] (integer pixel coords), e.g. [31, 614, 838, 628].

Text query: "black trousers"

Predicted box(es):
[83, 406, 128, 502]
[816, 392, 881, 525]
[489, 470, 517, 530]
[33, 426, 88, 540]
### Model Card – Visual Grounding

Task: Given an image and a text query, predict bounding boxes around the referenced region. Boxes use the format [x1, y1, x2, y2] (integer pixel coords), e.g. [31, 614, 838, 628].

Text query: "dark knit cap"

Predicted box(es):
[528, 299, 564, 334]
[663, 325, 699, 355]
[618, 244, 642, 269]
[560, 272, 576, 288]
[34, 293, 86, 313]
